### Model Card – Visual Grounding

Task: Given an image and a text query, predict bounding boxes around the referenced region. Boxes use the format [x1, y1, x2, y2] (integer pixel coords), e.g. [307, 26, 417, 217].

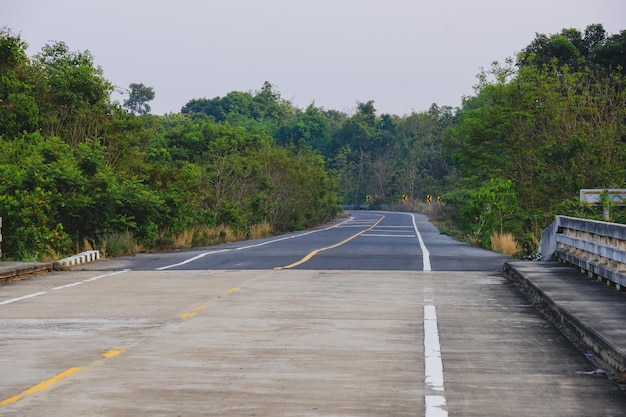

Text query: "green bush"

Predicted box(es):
[100, 232, 140, 258]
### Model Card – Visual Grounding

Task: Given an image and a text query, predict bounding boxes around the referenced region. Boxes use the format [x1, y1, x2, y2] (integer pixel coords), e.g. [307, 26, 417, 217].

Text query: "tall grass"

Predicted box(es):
[151, 222, 273, 251]
[100, 231, 140, 258]
[249, 221, 271, 239]
[490, 231, 520, 255]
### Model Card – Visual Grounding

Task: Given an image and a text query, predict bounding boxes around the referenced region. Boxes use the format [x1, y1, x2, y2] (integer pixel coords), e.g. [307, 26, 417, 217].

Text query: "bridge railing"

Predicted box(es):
[541, 215, 626, 290]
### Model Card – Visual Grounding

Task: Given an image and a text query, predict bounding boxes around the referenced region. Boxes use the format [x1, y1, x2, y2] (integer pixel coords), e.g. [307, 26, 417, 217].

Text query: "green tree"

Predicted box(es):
[34, 41, 112, 146]
[0, 28, 40, 140]
[447, 27, 626, 252]
[123, 82, 155, 115]
[591, 29, 626, 75]
[276, 104, 333, 155]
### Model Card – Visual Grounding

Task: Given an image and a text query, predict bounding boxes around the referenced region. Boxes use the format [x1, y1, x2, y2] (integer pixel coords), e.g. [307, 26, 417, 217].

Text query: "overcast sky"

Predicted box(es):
[4, 0, 625, 116]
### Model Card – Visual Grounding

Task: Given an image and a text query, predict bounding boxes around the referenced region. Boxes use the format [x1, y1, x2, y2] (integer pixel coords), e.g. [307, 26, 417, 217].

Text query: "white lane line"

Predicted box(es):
[425, 395, 448, 417]
[411, 213, 431, 271]
[414, 213, 446, 416]
[361, 234, 416, 238]
[0, 291, 48, 306]
[156, 250, 230, 270]
[424, 305, 445, 391]
[54, 270, 131, 288]
[424, 304, 448, 416]
[235, 231, 317, 250]
[376, 225, 414, 228]
[0, 270, 132, 306]
[52, 282, 84, 290]
[158, 217, 356, 269]
[82, 270, 131, 282]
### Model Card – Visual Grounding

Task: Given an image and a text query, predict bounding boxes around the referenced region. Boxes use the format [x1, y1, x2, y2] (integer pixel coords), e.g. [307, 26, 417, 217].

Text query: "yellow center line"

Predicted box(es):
[0, 367, 86, 406]
[1, 346, 127, 407]
[102, 347, 127, 358]
[227, 287, 241, 294]
[181, 305, 207, 320]
[274, 215, 385, 270]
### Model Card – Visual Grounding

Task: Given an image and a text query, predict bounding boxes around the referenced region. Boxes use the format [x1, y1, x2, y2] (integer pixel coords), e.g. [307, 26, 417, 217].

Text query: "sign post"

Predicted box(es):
[580, 189, 626, 221]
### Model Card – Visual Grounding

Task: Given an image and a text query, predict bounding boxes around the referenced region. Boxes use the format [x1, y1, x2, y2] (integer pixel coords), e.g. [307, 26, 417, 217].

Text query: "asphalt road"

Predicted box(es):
[84, 211, 509, 272]
[1, 211, 625, 416]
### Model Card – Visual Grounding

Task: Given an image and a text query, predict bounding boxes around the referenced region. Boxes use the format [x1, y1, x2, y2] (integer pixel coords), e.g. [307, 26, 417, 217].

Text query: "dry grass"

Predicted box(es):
[490, 231, 520, 255]
[249, 221, 272, 239]
[466, 232, 481, 247]
[83, 238, 94, 252]
[211, 225, 240, 242]
[153, 222, 273, 251]
[172, 229, 195, 249]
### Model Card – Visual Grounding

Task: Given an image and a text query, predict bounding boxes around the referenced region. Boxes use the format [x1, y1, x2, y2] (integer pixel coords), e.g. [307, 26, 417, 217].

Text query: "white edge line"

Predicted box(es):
[425, 395, 448, 417]
[411, 213, 431, 271]
[0, 291, 48, 306]
[1, 270, 131, 306]
[52, 282, 84, 290]
[159, 217, 356, 268]
[424, 305, 445, 391]
[424, 304, 447, 416]
[361, 234, 416, 238]
[235, 231, 317, 250]
[236, 216, 355, 251]
[81, 269, 131, 282]
[156, 250, 229, 270]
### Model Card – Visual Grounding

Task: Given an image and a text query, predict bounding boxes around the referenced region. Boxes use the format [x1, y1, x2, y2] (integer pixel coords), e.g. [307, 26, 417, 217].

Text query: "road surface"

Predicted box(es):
[1, 211, 624, 416]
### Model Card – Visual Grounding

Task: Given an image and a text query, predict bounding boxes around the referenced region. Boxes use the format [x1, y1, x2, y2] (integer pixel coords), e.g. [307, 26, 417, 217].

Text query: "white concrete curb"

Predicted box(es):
[58, 250, 100, 267]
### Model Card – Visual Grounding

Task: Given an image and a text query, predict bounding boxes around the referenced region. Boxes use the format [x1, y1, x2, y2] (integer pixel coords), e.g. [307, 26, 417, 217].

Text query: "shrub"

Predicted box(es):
[100, 231, 139, 258]
[249, 221, 272, 239]
[490, 231, 520, 255]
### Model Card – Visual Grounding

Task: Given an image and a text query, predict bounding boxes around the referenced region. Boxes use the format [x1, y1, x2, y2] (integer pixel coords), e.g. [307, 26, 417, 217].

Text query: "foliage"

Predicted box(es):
[123, 82, 155, 115]
[490, 231, 520, 256]
[100, 231, 140, 258]
[1, 23, 625, 261]
[446, 23, 626, 255]
[0, 28, 40, 139]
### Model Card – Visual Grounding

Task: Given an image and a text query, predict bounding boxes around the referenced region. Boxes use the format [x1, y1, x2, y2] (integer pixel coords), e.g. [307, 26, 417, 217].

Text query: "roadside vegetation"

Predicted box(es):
[1, 24, 625, 260]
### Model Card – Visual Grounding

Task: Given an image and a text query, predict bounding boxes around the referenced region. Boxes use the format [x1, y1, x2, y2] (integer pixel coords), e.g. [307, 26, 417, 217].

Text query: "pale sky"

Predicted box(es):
[4, 0, 625, 116]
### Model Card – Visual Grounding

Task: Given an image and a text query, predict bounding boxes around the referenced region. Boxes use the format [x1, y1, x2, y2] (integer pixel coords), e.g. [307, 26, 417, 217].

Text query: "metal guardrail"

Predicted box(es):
[542, 216, 626, 290]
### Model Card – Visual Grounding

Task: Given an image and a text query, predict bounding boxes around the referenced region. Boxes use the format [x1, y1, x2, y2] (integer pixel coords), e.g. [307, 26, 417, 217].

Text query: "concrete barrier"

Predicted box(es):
[57, 250, 100, 267]
[541, 216, 626, 290]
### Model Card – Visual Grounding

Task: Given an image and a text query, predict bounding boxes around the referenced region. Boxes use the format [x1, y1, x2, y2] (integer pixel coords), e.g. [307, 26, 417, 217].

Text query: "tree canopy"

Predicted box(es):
[0, 23, 625, 260]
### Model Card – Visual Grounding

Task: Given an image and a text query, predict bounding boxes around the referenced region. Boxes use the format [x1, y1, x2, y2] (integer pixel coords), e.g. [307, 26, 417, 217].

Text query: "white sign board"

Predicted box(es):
[580, 189, 626, 206]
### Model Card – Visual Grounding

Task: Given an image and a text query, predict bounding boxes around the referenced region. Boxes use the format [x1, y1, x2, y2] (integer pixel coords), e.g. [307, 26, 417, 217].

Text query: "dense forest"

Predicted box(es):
[0, 24, 625, 260]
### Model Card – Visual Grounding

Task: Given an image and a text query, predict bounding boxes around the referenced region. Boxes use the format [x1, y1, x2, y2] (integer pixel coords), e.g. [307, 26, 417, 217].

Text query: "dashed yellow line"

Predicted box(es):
[180, 305, 206, 320]
[1, 346, 127, 407]
[274, 215, 385, 270]
[102, 347, 127, 358]
[227, 287, 241, 294]
[0, 367, 87, 406]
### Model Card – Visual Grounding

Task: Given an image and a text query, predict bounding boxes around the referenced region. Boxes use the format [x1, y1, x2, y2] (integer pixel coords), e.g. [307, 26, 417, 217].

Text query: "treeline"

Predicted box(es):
[445, 24, 626, 252]
[0, 29, 339, 260]
[1, 24, 625, 260]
